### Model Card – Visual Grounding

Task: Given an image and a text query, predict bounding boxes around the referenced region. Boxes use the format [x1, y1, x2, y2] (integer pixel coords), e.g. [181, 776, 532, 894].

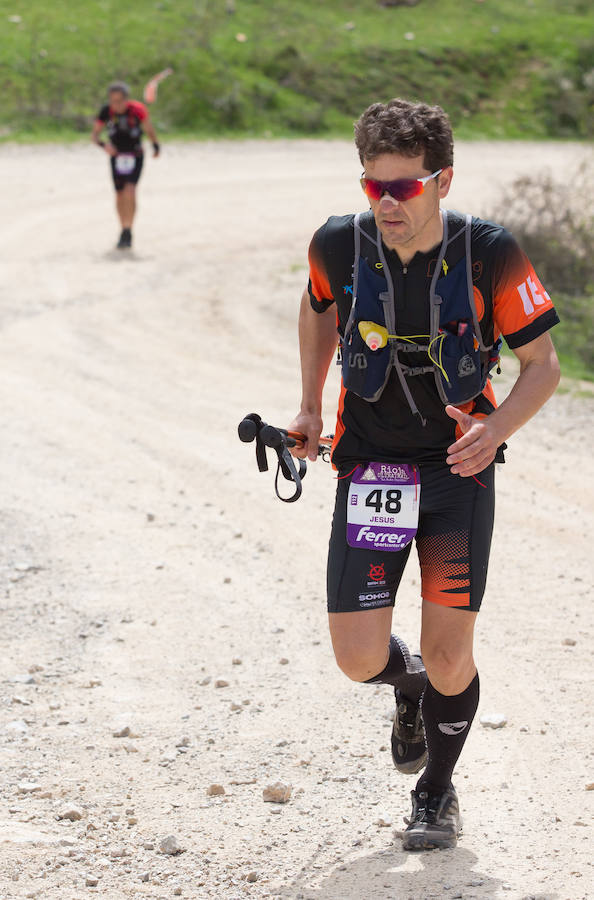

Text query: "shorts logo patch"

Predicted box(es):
[368, 563, 386, 583]
[438, 721, 469, 735]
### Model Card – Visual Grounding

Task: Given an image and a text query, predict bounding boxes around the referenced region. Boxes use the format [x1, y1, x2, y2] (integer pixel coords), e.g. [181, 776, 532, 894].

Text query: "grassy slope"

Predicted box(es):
[0, 0, 592, 138]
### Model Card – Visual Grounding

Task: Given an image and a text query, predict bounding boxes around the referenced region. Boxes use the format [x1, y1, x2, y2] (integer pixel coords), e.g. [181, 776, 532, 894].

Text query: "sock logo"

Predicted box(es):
[438, 720, 469, 736]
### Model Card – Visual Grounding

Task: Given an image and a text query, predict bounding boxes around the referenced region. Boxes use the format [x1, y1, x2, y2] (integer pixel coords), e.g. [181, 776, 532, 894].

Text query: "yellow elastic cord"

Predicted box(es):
[427, 333, 450, 384]
[388, 333, 431, 344]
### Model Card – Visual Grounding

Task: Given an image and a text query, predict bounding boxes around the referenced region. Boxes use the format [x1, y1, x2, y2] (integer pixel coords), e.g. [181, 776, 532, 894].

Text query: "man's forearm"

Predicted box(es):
[298, 292, 338, 414]
[489, 344, 560, 445]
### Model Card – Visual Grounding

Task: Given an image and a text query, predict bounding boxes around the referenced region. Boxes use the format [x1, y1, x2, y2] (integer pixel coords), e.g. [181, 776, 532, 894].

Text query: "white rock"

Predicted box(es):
[17, 782, 42, 794]
[5, 719, 28, 733]
[376, 812, 393, 827]
[86, 875, 99, 887]
[159, 834, 183, 855]
[480, 712, 507, 729]
[263, 782, 292, 804]
[10, 674, 36, 684]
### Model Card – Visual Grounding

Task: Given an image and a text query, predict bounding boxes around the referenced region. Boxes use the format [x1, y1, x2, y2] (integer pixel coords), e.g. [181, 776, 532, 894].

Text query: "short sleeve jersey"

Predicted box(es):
[96, 100, 147, 153]
[308, 209, 559, 468]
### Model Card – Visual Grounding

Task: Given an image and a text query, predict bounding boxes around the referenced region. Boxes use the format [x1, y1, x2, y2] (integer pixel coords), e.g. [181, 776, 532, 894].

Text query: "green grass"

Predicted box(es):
[0, 0, 592, 139]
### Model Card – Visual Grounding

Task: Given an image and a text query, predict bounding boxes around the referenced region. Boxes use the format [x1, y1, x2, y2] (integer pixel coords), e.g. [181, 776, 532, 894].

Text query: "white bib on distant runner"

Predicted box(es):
[115, 154, 136, 175]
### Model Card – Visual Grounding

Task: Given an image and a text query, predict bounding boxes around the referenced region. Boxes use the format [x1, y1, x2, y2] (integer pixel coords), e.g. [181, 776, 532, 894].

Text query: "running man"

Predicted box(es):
[91, 81, 160, 249]
[290, 99, 560, 850]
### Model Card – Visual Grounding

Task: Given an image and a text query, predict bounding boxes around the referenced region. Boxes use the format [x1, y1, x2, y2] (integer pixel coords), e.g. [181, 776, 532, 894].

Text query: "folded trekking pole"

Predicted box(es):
[238, 413, 332, 502]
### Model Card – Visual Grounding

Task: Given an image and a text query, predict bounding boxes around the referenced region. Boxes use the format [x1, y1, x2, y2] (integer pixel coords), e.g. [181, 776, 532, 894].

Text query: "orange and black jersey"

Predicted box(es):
[96, 100, 147, 154]
[308, 209, 559, 467]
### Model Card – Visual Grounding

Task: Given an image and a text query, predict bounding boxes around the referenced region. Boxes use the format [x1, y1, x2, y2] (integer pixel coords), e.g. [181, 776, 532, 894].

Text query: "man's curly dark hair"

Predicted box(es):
[355, 98, 454, 172]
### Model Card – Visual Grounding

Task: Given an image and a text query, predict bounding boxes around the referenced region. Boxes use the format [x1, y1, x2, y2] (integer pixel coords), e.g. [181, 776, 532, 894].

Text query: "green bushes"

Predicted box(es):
[0, 0, 592, 139]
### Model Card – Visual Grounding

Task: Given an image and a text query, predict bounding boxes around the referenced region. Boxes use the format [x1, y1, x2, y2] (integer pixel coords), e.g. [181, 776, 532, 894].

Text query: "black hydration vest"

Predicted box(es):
[340, 210, 502, 424]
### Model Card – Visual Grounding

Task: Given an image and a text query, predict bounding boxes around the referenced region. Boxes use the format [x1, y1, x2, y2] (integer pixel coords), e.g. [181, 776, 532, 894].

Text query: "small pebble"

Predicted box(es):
[479, 712, 507, 729]
[206, 784, 225, 797]
[263, 782, 292, 803]
[215, 679, 229, 688]
[17, 782, 42, 794]
[159, 834, 183, 855]
[246, 871, 258, 882]
[57, 805, 83, 822]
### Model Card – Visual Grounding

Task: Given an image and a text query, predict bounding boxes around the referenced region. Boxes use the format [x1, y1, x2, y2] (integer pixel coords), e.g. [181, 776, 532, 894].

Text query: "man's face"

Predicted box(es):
[362, 153, 452, 251]
[109, 90, 128, 114]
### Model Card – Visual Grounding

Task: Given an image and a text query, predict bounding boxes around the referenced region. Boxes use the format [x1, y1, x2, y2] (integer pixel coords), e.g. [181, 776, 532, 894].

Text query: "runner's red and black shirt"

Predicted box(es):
[96, 100, 147, 154]
[308, 209, 559, 468]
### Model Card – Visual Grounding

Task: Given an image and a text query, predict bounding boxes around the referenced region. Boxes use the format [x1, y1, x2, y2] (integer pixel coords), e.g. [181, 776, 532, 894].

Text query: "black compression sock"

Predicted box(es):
[416, 672, 480, 792]
[364, 635, 427, 704]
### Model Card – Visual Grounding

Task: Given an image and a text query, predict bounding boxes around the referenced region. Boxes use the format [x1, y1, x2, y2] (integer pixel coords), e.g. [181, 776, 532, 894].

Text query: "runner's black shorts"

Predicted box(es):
[327, 461, 495, 614]
[110, 153, 144, 192]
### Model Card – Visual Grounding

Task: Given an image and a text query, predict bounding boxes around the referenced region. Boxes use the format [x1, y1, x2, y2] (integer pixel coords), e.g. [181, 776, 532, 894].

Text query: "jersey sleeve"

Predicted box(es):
[492, 229, 559, 349]
[128, 100, 148, 121]
[96, 104, 110, 123]
[308, 222, 335, 313]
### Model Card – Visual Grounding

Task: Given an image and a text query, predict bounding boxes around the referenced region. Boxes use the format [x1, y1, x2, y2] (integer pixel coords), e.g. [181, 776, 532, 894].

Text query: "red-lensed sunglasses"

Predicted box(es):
[360, 168, 442, 202]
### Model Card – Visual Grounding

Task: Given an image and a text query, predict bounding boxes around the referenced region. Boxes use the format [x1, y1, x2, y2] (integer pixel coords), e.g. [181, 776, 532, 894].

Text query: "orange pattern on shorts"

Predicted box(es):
[417, 531, 471, 607]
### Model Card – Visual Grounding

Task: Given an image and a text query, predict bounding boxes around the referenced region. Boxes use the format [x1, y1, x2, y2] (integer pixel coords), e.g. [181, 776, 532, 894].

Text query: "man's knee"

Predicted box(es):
[333, 645, 388, 683]
[421, 639, 474, 691]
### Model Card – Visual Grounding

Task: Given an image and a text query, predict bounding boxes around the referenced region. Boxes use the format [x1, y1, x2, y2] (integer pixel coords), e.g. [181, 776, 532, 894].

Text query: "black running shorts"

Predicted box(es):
[110, 154, 144, 192]
[327, 462, 495, 614]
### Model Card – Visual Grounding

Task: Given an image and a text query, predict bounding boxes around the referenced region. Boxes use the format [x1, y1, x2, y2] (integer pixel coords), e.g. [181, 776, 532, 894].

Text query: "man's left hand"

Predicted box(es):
[445, 405, 501, 477]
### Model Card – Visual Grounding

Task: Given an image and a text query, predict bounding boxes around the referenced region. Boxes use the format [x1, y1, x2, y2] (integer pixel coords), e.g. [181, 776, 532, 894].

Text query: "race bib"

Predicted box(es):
[347, 462, 420, 551]
[115, 154, 136, 174]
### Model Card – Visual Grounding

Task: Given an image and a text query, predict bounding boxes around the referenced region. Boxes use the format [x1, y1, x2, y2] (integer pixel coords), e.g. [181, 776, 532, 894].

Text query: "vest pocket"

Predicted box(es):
[437, 327, 483, 404]
[342, 327, 391, 401]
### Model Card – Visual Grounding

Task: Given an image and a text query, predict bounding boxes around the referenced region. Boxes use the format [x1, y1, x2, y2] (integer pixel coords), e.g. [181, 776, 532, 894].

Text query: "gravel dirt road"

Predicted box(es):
[0, 139, 592, 900]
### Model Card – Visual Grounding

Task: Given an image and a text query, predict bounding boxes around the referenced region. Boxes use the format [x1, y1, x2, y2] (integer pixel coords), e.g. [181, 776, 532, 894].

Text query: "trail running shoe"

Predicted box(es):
[391, 689, 427, 775]
[402, 785, 462, 851]
[116, 228, 132, 249]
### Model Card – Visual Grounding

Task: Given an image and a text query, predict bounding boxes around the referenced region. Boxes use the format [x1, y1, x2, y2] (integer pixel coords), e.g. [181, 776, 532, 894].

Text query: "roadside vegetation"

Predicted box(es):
[0, 0, 592, 140]
[491, 163, 594, 380]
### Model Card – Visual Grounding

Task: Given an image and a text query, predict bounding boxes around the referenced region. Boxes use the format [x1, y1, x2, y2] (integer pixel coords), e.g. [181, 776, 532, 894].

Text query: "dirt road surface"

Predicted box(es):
[0, 139, 592, 900]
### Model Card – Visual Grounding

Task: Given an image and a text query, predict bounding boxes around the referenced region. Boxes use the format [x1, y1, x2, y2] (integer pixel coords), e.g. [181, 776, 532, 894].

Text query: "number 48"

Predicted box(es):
[365, 489, 401, 514]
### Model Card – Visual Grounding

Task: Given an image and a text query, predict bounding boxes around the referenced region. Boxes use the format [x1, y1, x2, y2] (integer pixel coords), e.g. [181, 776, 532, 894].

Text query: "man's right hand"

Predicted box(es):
[105, 143, 117, 157]
[287, 412, 323, 462]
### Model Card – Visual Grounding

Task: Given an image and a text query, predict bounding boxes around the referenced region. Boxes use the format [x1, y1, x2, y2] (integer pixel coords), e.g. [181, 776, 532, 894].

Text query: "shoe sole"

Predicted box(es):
[401, 820, 462, 851]
[392, 749, 427, 775]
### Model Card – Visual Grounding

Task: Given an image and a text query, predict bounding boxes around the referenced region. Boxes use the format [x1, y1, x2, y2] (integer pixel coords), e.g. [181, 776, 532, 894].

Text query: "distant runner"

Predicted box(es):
[91, 81, 160, 249]
[289, 98, 560, 850]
